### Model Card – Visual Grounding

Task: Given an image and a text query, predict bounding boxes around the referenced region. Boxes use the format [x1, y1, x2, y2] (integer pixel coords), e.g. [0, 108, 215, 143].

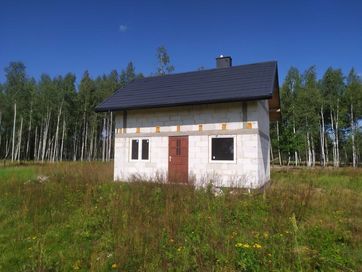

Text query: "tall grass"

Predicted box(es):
[0, 164, 361, 271]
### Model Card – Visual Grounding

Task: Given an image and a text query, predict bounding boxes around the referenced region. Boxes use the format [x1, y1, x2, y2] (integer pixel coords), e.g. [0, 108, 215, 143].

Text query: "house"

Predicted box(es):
[95, 56, 280, 188]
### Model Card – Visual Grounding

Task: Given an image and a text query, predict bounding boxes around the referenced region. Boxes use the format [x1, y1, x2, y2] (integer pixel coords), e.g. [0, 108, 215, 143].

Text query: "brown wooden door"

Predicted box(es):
[168, 136, 188, 183]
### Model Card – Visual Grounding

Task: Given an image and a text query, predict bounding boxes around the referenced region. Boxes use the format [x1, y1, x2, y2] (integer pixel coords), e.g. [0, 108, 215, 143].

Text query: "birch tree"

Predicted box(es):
[346, 69, 362, 167]
[321, 68, 345, 167]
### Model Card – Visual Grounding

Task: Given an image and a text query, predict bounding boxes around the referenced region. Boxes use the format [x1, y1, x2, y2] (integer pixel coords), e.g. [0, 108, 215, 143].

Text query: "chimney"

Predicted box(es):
[216, 55, 232, 68]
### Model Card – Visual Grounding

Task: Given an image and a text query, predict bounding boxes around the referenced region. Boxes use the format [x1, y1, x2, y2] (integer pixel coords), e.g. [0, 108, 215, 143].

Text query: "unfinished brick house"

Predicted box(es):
[96, 56, 280, 188]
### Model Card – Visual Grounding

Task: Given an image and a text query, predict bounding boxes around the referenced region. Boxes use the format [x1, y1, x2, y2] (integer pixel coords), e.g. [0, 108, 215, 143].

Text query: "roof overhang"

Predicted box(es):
[268, 67, 281, 121]
[95, 94, 273, 113]
[94, 61, 281, 117]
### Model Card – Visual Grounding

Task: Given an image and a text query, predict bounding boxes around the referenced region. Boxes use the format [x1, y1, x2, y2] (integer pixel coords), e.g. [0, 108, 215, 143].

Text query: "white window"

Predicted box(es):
[209, 135, 236, 163]
[130, 138, 150, 161]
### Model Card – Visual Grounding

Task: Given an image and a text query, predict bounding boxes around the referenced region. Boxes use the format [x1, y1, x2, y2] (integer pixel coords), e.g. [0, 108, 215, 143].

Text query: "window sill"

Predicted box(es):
[208, 159, 237, 164]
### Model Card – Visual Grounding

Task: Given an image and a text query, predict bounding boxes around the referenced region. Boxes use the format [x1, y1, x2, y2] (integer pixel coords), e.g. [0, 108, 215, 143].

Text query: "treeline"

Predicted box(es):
[0, 50, 361, 167]
[0, 47, 173, 162]
[271, 66, 362, 167]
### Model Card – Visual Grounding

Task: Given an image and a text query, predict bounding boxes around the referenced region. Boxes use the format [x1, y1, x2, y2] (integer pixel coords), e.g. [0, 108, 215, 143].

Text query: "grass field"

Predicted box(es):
[0, 163, 361, 271]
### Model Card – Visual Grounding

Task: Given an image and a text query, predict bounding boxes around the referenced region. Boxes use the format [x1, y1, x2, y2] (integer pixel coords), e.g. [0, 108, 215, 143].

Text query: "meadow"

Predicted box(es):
[0, 162, 361, 271]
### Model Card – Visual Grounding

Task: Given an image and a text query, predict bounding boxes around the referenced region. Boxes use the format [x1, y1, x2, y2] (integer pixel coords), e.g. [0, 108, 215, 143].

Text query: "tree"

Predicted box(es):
[3, 62, 31, 161]
[295, 66, 320, 166]
[156, 46, 175, 75]
[1, 58, 361, 167]
[321, 68, 345, 167]
[78, 71, 96, 161]
[345, 69, 362, 167]
[280, 67, 302, 165]
[120, 62, 144, 87]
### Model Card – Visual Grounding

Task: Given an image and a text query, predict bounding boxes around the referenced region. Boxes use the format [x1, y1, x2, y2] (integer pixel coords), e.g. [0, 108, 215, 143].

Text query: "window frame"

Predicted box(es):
[129, 137, 151, 162]
[208, 135, 237, 164]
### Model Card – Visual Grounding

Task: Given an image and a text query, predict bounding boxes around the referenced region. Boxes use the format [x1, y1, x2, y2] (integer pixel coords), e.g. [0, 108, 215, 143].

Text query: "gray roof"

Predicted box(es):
[95, 61, 278, 112]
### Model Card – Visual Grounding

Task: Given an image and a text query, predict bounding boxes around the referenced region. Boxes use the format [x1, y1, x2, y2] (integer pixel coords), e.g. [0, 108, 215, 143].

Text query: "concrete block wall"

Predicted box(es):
[113, 101, 270, 188]
[188, 134, 259, 188]
[114, 136, 168, 181]
[257, 100, 270, 135]
[257, 99, 270, 184]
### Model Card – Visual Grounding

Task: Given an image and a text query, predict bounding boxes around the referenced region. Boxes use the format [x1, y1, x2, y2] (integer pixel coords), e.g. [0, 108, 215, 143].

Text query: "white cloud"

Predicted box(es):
[119, 24, 128, 32]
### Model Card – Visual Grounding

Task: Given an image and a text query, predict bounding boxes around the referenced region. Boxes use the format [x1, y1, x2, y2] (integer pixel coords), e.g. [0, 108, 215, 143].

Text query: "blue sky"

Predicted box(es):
[1, 0, 361, 83]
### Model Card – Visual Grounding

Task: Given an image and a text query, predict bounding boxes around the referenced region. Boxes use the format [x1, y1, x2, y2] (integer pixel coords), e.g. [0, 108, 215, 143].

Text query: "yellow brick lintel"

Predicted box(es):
[245, 122, 253, 129]
[115, 122, 257, 135]
[116, 128, 260, 138]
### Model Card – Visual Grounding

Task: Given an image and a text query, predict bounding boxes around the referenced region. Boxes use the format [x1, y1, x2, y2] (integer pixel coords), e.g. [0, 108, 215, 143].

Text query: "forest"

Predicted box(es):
[0, 47, 361, 167]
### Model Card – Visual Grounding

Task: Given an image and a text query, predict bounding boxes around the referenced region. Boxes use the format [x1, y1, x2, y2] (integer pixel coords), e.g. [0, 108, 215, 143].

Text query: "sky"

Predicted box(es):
[1, 0, 361, 84]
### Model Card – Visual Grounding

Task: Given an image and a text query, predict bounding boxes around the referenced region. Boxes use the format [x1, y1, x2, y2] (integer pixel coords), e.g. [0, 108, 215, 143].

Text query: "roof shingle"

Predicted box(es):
[95, 61, 278, 112]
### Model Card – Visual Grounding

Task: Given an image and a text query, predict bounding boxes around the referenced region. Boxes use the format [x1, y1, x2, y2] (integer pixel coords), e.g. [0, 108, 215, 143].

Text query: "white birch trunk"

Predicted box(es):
[46, 136, 54, 161]
[84, 121, 88, 160]
[287, 152, 291, 166]
[108, 112, 112, 161]
[37, 122, 43, 161]
[320, 106, 326, 167]
[335, 101, 340, 167]
[105, 115, 109, 161]
[73, 132, 77, 161]
[93, 126, 98, 160]
[102, 117, 106, 162]
[351, 104, 356, 167]
[293, 123, 298, 166]
[5, 136, 10, 159]
[311, 135, 315, 167]
[307, 131, 312, 167]
[52, 102, 63, 162]
[11, 102, 17, 162]
[330, 110, 337, 167]
[88, 124, 94, 161]
[26, 102, 33, 160]
[16, 116, 23, 162]
[276, 121, 282, 165]
[325, 135, 329, 165]
[34, 126, 38, 161]
[80, 112, 86, 161]
[60, 119, 65, 162]
[41, 111, 51, 163]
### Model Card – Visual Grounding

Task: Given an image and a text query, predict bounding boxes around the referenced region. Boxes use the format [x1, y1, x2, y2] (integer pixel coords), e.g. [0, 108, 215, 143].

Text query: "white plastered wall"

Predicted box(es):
[113, 101, 270, 188]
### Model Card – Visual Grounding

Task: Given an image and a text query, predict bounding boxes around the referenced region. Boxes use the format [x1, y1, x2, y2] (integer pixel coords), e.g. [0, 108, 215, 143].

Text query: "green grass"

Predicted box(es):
[0, 163, 361, 271]
[0, 166, 36, 181]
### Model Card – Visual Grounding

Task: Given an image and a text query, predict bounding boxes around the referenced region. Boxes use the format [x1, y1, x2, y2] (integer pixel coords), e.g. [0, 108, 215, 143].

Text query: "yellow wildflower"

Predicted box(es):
[235, 242, 243, 248]
[111, 263, 118, 269]
[236, 242, 252, 249]
[253, 243, 262, 249]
